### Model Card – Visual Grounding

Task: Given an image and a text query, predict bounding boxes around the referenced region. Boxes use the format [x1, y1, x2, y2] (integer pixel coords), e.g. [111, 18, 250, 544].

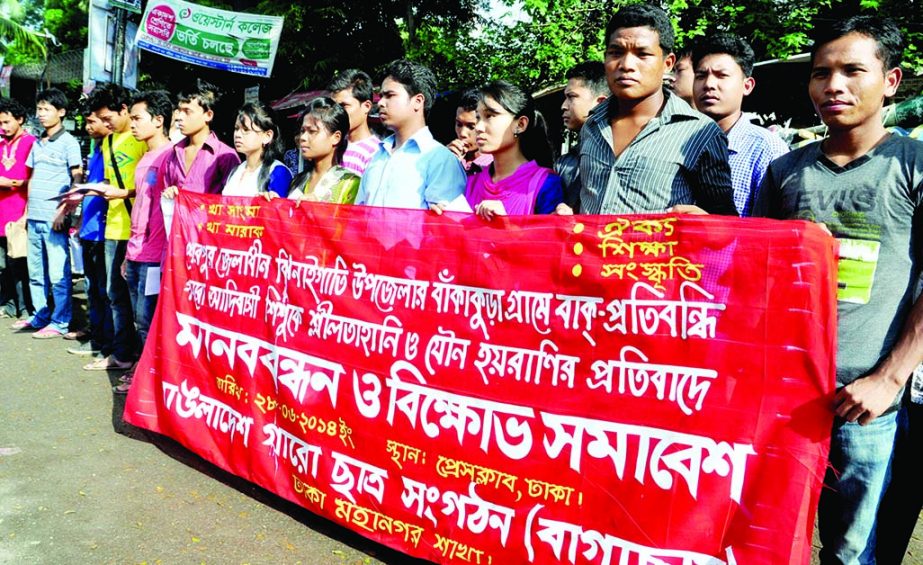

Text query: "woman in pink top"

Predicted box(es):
[464, 81, 563, 219]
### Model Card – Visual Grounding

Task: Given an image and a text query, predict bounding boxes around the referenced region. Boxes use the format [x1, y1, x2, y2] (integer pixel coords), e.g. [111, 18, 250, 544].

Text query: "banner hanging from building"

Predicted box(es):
[134, 0, 284, 77]
[125, 193, 837, 564]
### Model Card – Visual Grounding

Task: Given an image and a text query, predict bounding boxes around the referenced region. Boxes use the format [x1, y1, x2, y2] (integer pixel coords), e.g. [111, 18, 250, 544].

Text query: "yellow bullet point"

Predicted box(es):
[573, 223, 585, 234]
[572, 264, 583, 277]
[573, 242, 584, 255]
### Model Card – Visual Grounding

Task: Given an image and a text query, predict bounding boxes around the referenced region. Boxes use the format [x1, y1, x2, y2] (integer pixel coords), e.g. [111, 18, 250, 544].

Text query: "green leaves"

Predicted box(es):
[6, 0, 919, 105]
[0, 0, 46, 60]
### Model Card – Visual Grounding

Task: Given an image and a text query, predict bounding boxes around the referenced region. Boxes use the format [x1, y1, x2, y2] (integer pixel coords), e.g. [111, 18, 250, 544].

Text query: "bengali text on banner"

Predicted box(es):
[134, 0, 284, 77]
[125, 192, 838, 565]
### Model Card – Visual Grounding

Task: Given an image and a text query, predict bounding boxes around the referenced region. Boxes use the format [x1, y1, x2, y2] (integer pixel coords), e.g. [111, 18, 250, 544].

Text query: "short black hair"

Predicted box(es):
[811, 15, 904, 71]
[178, 79, 221, 113]
[36, 88, 69, 113]
[327, 69, 374, 103]
[565, 61, 608, 97]
[457, 88, 480, 112]
[381, 59, 438, 115]
[675, 45, 693, 61]
[692, 34, 756, 77]
[604, 4, 675, 55]
[87, 83, 131, 113]
[130, 90, 174, 134]
[0, 98, 29, 120]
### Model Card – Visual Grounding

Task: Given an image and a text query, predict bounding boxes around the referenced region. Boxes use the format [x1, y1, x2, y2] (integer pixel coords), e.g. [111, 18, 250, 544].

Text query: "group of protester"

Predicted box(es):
[0, 3, 920, 563]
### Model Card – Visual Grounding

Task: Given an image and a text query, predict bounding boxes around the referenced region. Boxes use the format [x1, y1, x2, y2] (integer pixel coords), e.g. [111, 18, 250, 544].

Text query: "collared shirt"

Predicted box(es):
[342, 135, 380, 176]
[223, 160, 293, 197]
[127, 145, 172, 263]
[103, 131, 148, 240]
[25, 128, 82, 223]
[727, 116, 789, 216]
[579, 89, 736, 215]
[0, 131, 36, 236]
[464, 153, 494, 176]
[79, 143, 108, 241]
[162, 131, 240, 196]
[356, 127, 466, 209]
[554, 145, 581, 211]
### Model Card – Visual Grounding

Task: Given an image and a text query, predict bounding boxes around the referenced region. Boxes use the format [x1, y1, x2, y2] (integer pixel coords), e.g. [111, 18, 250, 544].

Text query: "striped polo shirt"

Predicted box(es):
[25, 128, 82, 223]
[579, 89, 736, 215]
[341, 135, 380, 175]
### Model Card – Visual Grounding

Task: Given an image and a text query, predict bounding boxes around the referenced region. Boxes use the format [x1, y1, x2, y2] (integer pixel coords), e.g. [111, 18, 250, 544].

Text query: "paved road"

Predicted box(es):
[1, 292, 921, 564]
[0, 312, 425, 565]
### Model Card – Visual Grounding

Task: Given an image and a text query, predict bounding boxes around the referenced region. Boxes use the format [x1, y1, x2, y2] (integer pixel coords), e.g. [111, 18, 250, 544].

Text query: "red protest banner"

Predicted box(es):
[125, 193, 837, 565]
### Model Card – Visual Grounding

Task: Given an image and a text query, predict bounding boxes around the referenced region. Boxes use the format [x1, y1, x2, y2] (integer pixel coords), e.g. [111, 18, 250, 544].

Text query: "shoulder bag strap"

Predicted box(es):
[107, 135, 133, 215]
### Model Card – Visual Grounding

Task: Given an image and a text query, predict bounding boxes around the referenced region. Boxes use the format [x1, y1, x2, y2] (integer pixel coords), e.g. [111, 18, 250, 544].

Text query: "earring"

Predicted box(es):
[513, 130, 521, 138]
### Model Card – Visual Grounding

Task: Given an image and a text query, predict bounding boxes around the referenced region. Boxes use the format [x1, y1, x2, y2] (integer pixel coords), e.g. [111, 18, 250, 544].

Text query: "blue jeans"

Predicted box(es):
[26, 220, 71, 332]
[818, 409, 903, 564]
[105, 239, 134, 362]
[124, 260, 159, 352]
[82, 239, 112, 355]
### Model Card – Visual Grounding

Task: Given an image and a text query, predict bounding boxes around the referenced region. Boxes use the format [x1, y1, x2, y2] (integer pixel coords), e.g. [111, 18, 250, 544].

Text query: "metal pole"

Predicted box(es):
[112, 7, 127, 86]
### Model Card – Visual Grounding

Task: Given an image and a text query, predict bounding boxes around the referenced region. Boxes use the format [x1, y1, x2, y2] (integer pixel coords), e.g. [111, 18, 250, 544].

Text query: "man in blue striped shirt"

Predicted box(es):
[693, 34, 789, 216]
[579, 4, 736, 216]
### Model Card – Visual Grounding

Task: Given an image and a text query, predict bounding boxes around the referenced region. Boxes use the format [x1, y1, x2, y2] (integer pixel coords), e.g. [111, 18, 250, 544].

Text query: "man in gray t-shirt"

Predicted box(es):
[756, 135, 923, 400]
[751, 15, 923, 563]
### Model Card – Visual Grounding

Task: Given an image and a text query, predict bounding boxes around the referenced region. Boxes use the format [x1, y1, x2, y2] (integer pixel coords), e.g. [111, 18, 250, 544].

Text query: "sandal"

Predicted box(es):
[83, 356, 134, 371]
[10, 319, 34, 331]
[63, 328, 90, 341]
[113, 381, 132, 395]
[32, 326, 65, 339]
[118, 366, 137, 383]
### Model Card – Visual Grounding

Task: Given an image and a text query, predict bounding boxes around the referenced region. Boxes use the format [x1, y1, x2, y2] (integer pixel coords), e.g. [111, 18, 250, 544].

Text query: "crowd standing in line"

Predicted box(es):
[0, 4, 920, 563]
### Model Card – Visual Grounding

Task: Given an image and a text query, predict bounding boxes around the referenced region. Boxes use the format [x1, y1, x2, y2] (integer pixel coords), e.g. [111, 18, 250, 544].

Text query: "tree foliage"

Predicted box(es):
[408, 0, 923, 92]
[4, 0, 920, 100]
[0, 0, 46, 63]
[407, 0, 611, 92]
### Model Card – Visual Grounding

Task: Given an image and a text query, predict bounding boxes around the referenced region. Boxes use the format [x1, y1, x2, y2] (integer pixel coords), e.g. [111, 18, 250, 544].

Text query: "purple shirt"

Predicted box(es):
[0, 132, 36, 236]
[162, 131, 239, 194]
[465, 160, 563, 215]
[126, 146, 171, 263]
